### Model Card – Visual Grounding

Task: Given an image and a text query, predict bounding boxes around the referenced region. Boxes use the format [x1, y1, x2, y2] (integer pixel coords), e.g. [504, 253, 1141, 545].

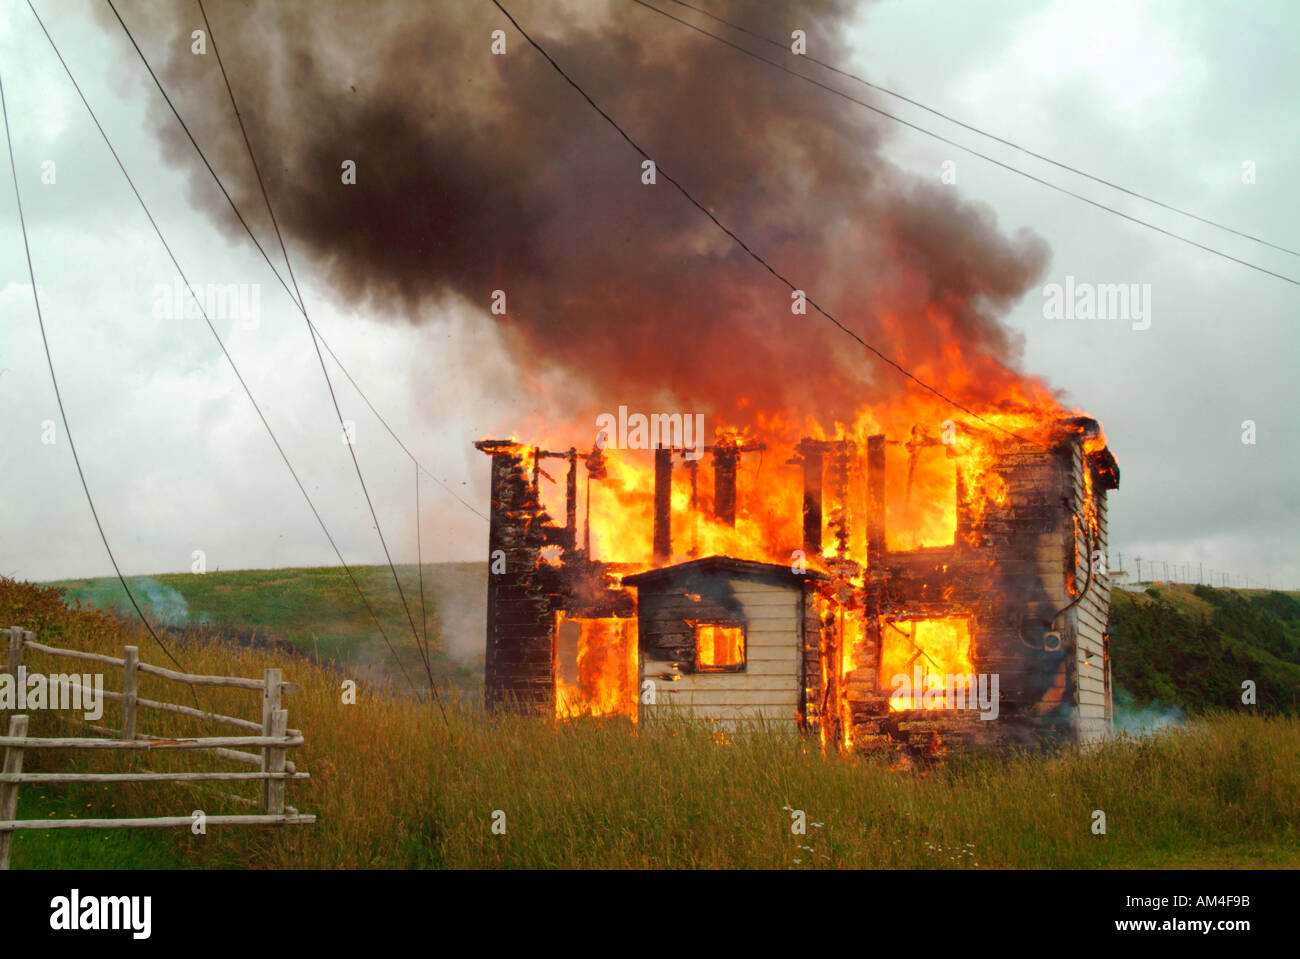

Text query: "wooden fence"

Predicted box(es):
[0, 626, 314, 869]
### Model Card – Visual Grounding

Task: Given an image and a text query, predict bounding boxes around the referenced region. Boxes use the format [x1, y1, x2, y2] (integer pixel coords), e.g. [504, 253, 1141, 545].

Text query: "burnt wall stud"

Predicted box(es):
[795, 440, 824, 557]
[866, 434, 886, 566]
[653, 446, 672, 561]
[714, 441, 738, 527]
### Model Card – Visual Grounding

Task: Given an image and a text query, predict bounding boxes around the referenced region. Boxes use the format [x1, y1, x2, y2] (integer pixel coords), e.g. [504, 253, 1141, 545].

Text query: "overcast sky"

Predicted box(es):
[0, 0, 1296, 590]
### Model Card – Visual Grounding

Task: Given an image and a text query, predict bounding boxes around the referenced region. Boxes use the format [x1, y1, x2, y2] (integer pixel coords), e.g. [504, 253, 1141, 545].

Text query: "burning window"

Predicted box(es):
[554, 614, 638, 719]
[694, 622, 746, 672]
[885, 444, 958, 551]
[879, 617, 975, 710]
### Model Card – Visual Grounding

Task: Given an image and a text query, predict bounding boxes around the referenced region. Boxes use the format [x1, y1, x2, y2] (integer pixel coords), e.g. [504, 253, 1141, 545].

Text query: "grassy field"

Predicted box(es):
[3, 577, 1298, 869]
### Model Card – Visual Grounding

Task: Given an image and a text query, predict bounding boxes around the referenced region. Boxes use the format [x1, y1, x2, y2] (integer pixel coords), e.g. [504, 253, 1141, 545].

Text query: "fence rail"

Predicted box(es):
[0, 626, 314, 869]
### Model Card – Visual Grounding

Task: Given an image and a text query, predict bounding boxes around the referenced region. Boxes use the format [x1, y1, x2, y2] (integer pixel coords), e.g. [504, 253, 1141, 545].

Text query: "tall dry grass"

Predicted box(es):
[4, 578, 1298, 869]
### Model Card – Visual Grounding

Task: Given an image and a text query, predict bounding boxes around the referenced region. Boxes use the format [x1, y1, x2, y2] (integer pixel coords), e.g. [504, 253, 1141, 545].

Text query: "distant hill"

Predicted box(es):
[49, 563, 488, 689]
[1110, 584, 1300, 716]
[44, 569, 1300, 714]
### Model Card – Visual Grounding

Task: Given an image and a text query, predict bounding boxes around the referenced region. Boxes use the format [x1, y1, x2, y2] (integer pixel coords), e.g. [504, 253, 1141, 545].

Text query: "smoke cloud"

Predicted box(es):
[103, 0, 1055, 429]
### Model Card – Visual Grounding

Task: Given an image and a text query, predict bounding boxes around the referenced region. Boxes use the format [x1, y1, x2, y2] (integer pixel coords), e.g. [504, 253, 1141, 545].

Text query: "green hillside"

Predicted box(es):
[49, 563, 487, 690]
[1110, 584, 1300, 716]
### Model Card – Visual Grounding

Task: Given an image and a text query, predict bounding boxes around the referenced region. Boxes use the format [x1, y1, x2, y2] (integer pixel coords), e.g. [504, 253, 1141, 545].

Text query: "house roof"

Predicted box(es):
[621, 555, 829, 589]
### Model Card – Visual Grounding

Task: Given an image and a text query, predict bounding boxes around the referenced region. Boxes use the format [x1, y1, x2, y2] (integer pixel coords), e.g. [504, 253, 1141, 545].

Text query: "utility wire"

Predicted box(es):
[24, 1, 419, 693]
[0, 70, 186, 673]
[625, 0, 1299, 288]
[103, 0, 487, 524]
[196, 0, 447, 721]
[663, 0, 1299, 260]
[415, 463, 430, 653]
[490, 0, 1047, 448]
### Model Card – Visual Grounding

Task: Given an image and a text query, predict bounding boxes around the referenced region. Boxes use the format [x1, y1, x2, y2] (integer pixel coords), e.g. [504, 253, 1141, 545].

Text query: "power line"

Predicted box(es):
[0, 69, 186, 672]
[24, 0, 420, 693]
[195, 0, 447, 720]
[490, 0, 1047, 449]
[415, 463, 430, 654]
[624, 0, 1300, 288]
[102, 0, 487, 524]
[662, 0, 1299, 260]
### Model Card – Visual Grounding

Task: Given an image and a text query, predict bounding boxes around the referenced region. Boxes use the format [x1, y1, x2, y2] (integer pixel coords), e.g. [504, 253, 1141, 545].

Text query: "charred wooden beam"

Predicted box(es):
[866, 434, 886, 566]
[476, 440, 557, 714]
[829, 441, 853, 555]
[565, 448, 578, 552]
[687, 458, 700, 557]
[714, 443, 738, 527]
[794, 440, 824, 557]
[653, 446, 672, 561]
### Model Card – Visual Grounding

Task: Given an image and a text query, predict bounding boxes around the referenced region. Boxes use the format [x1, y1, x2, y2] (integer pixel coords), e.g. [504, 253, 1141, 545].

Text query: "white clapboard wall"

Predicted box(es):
[639, 576, 802, 731]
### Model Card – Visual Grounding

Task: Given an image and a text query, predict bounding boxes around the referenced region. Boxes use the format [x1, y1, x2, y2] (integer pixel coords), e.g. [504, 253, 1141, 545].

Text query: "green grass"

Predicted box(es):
[8, 787, 185, 870]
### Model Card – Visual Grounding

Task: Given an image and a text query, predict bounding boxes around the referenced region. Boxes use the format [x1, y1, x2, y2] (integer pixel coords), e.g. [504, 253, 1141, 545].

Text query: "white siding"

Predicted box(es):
[1070, 447, 1112, 743]
[640, 578, 801, 731]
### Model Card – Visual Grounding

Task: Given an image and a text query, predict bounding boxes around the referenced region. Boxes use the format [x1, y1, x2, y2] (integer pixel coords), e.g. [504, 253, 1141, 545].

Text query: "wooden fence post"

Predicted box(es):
[266, 709, 288, 816]
[261, 669, 281, 812]
[6, 626, 22, 676]
[121, 646, 139, 740]
[0, 714, 30, 870]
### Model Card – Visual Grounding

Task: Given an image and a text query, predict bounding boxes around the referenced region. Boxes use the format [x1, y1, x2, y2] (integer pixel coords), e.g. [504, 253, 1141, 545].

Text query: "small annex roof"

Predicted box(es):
[621, 554, 829, 589]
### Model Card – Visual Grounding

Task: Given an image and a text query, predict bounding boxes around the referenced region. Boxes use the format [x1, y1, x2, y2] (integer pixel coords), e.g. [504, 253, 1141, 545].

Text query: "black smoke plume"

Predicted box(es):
[105, 0, 1054, 428]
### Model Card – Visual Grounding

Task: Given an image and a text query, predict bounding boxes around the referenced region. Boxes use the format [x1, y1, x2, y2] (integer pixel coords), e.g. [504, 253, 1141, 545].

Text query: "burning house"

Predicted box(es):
[476, 413, 1119, 759]
[127, 0, 1120, 762]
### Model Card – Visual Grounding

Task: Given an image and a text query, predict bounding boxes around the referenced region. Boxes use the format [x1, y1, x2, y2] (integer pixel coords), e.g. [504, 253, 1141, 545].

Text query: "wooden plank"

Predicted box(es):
[20, 638, 300, 694]
[136, 696, 284, 734]
[213, 747, 294, 772]
[643, 705, 800, 723]
[1, 771, 309, 783]
[742, 635, 801, 648]
[265, 708, 287, 816]
[0, 735, 304, 749]
[1075, 598, 1108, 624]
[261, 669, 282, 813]
[731, 591, 799, 605]
[654, 671, 796, 688]
[639, 646, 796, 664]
[645, 619, 796, 634]
[659, 678, 798, 695]
[642, 659, 796, 678]
[725, 579, 797, 593]
[657, 690, 799, 707]
[1079, 605, 1110, 628]
[643, 647, 794, 664]
[708, 658, 794, 677]
[642, 704, 799, 720]
[6, 627, 22, 676]
[735, 647, 798, 662]
[0, 715, 28, 869]
[1076, 661, 1106, 680]
[137, 661, 299, 694]
[0, 814, 315, 831]
[20, 638, 122, 667]
[121, 646, 139, 740]
[72, 724, 294, 774]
